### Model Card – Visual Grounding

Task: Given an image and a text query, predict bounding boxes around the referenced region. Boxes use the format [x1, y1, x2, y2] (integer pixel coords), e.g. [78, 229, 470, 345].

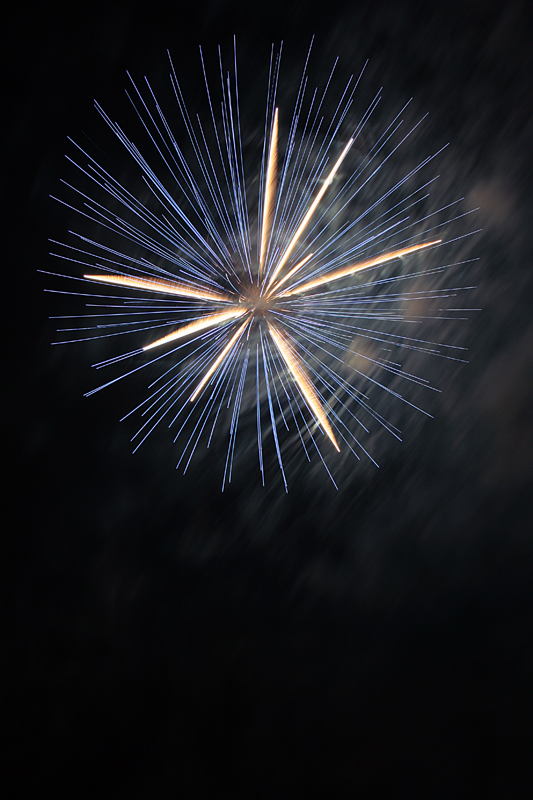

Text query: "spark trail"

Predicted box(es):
[46, 41, 476, 489]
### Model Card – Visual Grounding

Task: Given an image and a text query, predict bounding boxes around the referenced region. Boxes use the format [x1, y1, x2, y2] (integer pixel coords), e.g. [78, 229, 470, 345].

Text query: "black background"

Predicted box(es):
[6, 0, 533, 795]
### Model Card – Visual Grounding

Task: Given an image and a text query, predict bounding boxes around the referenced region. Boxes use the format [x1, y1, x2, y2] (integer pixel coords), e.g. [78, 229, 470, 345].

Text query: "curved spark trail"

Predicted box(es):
[45, 41, 477, 489]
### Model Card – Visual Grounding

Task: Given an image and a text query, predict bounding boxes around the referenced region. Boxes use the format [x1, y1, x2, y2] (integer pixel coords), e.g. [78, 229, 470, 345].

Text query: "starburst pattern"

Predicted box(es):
[44, 42, 478, 489]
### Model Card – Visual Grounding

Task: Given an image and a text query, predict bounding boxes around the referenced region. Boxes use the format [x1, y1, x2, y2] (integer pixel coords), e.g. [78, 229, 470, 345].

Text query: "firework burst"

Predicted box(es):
[44, 41, 478, 489]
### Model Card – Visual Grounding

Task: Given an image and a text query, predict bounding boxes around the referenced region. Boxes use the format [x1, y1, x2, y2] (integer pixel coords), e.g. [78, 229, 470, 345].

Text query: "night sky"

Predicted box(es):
[7, 0, 533, 795]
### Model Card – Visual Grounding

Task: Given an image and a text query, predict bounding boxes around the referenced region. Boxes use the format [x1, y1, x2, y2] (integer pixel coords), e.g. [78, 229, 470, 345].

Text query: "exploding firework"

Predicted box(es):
[44, 41, 477, 489]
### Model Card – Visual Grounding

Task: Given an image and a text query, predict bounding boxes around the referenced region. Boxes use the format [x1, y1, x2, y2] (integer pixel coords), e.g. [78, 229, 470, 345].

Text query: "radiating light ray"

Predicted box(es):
[280, 240, 442, 296]
[189, 318, 250, 401]
[222, 345, 250, 489]
[256, 343, 265, 484]
[263, 334, 311, 458]
[264, 136, 354, 290]
[83, 272, 233, 303]
[259, 108, 279, 278]
[268, 321, 340, 452]
[260, 328, 288, 491]
[267, 252, 314, 294]
[143, 307, 246, 351]
[175, 333, 247, 476]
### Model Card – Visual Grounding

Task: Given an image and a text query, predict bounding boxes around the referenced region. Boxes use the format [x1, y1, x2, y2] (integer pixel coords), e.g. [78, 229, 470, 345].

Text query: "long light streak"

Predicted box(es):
[267, 252, 314, 294]
[83, 272, 233, 303]
[259, 108, 278, 278]
[280, 240, 442, 296]
[189, 318, 250, 402]
[143, 307, 246, 351]
[268, 321, 340, 451]
[264, 136, 354, 290]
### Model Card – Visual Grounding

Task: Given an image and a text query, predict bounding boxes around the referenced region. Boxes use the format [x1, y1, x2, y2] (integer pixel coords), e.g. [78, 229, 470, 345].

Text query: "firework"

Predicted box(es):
[44, 41, 477, 489]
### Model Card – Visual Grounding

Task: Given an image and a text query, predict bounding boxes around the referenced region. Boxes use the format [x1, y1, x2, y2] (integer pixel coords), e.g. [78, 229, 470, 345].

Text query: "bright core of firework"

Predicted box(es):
[46, 43, 477, 489]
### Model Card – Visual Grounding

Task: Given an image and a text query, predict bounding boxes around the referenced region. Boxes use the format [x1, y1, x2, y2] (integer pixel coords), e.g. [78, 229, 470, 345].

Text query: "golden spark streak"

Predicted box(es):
[84, 273, 232, 303]
[189, 318, 250, 402]
[265, 137, 354, 291]
[267, 253, 313, 295]
[268, 322, 340, 452]
[143, 308, 246, 351]
[259, 108, 278, 279]
[280, 240, 442, 296]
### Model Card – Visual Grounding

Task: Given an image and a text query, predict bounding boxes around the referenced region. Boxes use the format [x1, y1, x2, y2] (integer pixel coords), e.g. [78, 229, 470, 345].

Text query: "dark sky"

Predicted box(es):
[6, 0, 533, 795]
